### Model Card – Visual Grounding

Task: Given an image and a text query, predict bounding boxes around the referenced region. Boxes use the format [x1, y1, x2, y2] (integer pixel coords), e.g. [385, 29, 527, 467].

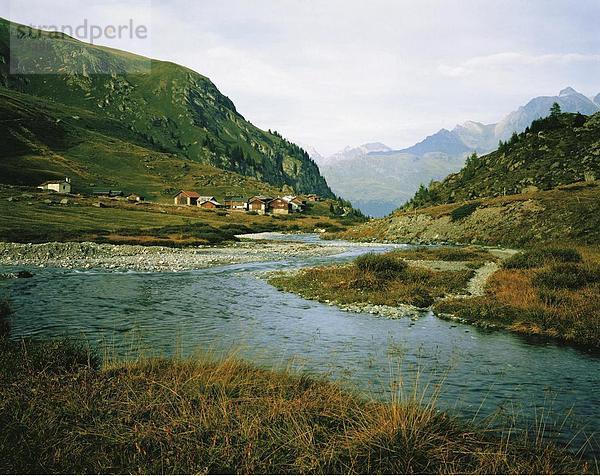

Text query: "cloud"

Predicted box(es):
[3, 0, 600, 155]
[439, 52, 600, 78]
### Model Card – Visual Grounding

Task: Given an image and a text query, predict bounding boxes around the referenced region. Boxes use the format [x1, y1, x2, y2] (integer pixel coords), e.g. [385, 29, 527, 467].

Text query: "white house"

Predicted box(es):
[38, 177, 72, 194]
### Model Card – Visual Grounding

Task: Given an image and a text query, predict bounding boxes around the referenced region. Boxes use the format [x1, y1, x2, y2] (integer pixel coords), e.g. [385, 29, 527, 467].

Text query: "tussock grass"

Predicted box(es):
[435, 245, 600, 348]
[0, 336, 591, 474]
[503, 247, 583, 269]
[392, 246, 497, 264]
[270, 251, 474, 308]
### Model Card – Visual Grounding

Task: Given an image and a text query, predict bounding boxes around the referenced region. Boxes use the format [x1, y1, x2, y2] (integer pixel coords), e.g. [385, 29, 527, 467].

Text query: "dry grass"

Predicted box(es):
[391, 246, 498, 265]
[435, 245, 600, 348]
[269, 252, 474, 308]
[0, 335, 591, 474]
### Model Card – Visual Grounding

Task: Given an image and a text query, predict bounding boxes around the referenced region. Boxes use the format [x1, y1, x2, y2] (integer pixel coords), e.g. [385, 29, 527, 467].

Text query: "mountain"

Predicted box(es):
[494, 87, 600, 141]
[297, 144, 325, 164]
[339, 111, 600, 247]
[319, 87, 600, 216]
[319, 152, 465, 217]
[321, 143, 392, 165]
[395, 129, 473, 157]
[404, 111, 600, 208]
[0, 17, 333, 198]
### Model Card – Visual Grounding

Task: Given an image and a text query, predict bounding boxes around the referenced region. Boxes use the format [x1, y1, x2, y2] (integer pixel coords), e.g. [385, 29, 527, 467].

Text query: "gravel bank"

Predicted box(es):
[0, 241, 348, 272]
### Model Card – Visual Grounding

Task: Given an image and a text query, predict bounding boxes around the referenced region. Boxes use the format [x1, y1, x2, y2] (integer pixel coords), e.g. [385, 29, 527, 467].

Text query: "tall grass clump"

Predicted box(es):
[0, 338, 591, 474]
[532, 263, 600, 290]
[270, 251, 475, 309]
[355, 253, 407, 278]
[503, 247, 582, 269]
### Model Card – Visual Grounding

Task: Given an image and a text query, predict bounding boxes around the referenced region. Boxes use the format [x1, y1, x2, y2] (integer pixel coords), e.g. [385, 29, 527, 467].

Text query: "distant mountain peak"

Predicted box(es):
[559, 87, 579, 96]
[594, 93, 600, 106]
[362, 142, 391, 150]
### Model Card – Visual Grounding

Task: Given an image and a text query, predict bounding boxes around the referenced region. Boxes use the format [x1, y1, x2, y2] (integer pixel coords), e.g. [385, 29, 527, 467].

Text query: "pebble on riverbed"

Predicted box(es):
[0, 240, 350, 273]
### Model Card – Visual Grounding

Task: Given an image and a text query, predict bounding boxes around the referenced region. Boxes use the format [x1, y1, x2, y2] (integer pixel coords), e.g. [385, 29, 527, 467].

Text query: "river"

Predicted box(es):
[1, 234, 599, 456]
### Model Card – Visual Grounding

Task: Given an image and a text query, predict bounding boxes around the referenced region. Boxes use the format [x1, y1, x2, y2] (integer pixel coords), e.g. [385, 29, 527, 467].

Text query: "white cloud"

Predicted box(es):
[439, 52, 600, 78]
[3, 0, 600, 155]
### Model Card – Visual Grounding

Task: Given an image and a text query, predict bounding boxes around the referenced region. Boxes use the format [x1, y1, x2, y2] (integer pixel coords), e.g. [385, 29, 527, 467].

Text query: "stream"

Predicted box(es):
[1, 233, 599, 456]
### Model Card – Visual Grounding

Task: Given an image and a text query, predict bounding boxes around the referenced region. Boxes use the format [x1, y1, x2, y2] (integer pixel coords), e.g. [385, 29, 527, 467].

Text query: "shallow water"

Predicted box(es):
[2, 234, 599, 455]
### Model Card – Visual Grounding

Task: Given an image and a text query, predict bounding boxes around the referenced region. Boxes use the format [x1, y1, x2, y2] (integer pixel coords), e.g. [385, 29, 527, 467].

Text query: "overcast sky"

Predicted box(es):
[4, 0, 600, 155]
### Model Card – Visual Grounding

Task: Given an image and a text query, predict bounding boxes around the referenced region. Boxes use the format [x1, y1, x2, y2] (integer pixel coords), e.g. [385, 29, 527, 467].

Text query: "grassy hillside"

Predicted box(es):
[337, 110, 600, 247]
[0, 17, 332, 197]
[0, 87, 287, 200]
[336, 181, 600, 247]
[403, 111, 600, 209]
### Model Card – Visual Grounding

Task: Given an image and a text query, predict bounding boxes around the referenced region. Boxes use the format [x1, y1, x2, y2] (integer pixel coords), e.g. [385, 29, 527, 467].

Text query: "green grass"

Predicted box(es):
[0, 185, 354, 245]
[269, 251, 474, 308]
[0, 333, 590, 474]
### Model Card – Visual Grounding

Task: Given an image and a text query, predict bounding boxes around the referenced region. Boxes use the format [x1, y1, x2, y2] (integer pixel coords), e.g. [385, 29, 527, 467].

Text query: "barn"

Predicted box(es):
[174, 191, 200, 206]
[224, 196, 248, 210]
[197, 198, 223, 209]
[248, 196, 273, 214]
[270, 197, 291, 215]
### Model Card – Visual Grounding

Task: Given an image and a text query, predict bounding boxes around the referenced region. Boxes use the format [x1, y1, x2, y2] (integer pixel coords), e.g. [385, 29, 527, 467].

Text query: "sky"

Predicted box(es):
[3, 0, 600, 155]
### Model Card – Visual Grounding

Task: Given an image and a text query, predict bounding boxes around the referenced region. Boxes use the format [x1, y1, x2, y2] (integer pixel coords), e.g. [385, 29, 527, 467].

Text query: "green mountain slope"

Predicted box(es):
[403, 111, 600, 209]
[0, 17, 332, 197]
[0, 86, 284, 199]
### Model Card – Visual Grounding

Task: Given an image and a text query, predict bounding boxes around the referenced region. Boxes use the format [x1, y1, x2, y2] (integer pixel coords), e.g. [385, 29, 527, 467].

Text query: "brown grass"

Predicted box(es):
[391, 246, 498, 265]
[0, 336, 591, 474]
[269, 251, 474, 308]
[435, 245, 600, 348]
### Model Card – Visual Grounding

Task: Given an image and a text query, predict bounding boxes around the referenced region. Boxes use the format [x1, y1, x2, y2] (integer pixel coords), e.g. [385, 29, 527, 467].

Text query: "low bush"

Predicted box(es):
[355, 253, 407, 278]
[394, 246, 495, 263]
[270, 252, 474, 309]
[503, 247, 582, 269]
[532, 263, 600, 290]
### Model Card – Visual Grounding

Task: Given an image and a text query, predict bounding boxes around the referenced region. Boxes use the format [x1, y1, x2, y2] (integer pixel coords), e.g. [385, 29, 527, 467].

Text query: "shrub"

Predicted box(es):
[450, 202, 480, 221]
[532, 263, 599, 290]
[355, 253, 407, 279]
[219, 224, 252, 235]
[406, 285, 434, 308]
[503, 248, 583, 269]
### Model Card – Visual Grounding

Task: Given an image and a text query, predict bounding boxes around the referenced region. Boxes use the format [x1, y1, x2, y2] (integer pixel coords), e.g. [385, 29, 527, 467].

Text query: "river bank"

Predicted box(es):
[268, 244, 600, 349]
[0, 320, 590, 474]
[0, 237, 349, 272]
